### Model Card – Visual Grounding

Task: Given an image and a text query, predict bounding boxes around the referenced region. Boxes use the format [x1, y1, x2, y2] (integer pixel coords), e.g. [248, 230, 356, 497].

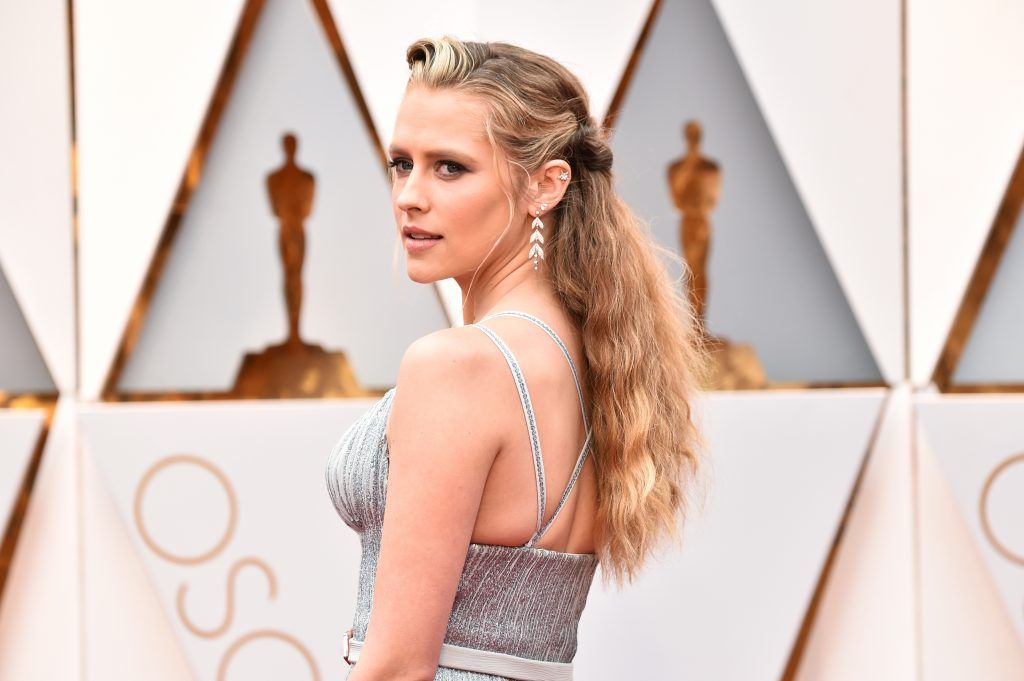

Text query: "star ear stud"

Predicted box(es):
[559, 170, 570, 181]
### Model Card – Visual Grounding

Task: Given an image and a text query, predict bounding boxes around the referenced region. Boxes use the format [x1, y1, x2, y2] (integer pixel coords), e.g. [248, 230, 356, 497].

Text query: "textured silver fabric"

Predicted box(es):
[325, 312, 598, 681]
[346, 636, 575, 680]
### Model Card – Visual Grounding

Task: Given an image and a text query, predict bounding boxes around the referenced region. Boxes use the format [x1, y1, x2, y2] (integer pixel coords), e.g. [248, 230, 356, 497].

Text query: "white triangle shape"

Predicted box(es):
[81, 435, 196, 681]
[917, 396, 1024, 651]
[907, 2, 1024, 383]
[75, 0, 248, 398]
[0, 398, 80, 681]
[0, 1, 76, 391]
[577, 389, 886, 679]
[916, 407, 1024, 678]
[712, 0, 904, 382]
[329, 0, 655, 148]
[794, 386, 917, 680]
[82, 398, 367, 680]
[0, 410, 45, 534]
[113, 0, 446, 393]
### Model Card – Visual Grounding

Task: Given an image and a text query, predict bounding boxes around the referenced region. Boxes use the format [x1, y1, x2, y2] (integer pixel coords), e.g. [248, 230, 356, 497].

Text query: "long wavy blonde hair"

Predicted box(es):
[401, 36, 711, 588]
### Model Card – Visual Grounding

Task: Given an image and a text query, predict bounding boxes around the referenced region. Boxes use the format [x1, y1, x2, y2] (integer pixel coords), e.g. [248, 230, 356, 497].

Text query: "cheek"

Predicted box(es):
[444, 179, 509, 233]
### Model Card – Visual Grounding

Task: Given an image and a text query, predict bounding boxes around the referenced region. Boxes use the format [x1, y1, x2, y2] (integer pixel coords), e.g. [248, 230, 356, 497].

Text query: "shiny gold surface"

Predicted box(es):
[668, 120, 720, 324]
[703, 336, 768, 390]
[233, 342, 372, 399]
[666, 119, 767, 390]
[933, 143, 1024, 392]
[230, 131, 370, 399]
[267, 133, 314, 347]
[604, 0, 664, 131]
[101, 0, 390, 402]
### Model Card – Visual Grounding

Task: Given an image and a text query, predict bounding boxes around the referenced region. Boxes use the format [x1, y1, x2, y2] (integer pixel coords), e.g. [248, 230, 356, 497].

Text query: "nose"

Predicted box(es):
[394, 167, 429, 214]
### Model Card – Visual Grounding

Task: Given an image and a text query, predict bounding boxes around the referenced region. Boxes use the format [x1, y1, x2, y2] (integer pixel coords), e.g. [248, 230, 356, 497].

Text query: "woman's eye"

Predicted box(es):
[387, 158, 464, 177]
[387, 158, 413, 174]
[437, 160, 465, 177]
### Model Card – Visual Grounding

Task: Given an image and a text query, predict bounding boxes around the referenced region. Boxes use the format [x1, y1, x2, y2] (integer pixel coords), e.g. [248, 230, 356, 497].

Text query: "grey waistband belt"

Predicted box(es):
[343, 628, 574, 681]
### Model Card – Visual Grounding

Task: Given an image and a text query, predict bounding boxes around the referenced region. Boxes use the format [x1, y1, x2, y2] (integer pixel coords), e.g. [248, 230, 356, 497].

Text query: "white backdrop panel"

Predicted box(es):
[117, 0, 447, 393]
[795, 386, 917, 680]
[610, 0, 880, 383]
[916, 414, 1024, 680]
[0, 409, 45, 533]
[908, 0, 1024, 383]
[81, 399, 369, 681]
[917, 396, 1024, 647]
[75, 0, 247, 398]
[0, 0, 75, 391]
[330, 0, 655, 150]
[576, 388, 885, 680]
[83, 431, 206, 681]
[0, 398, 80, 681]
[712, 0, 904, 382]
[81, 388, 884, 681]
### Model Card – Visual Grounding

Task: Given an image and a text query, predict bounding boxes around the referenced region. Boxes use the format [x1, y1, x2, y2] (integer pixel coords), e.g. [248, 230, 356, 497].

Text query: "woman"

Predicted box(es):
[325, 36, 708, 681]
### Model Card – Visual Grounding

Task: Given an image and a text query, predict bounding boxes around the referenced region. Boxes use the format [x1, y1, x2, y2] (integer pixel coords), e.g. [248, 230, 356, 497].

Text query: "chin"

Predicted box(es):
[405, 264, 446, 285]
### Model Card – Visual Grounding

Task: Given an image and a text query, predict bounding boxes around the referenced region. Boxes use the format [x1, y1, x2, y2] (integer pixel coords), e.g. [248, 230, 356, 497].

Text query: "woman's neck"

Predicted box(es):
[457, 261, 558, 325]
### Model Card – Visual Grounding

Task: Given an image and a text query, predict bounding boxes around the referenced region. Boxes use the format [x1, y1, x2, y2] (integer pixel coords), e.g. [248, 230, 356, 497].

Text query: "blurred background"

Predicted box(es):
[1, 0, 1023, 679]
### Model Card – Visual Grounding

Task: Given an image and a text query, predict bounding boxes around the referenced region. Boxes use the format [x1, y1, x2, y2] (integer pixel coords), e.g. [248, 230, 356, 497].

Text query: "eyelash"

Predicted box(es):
[387, 158, 466, 178]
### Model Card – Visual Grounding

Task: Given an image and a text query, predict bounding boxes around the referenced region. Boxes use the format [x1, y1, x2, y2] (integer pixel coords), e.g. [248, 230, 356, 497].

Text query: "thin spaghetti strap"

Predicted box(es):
[531, 431, 591, 545]
[475, 310, 593, 547]
[478, 310, 589, 430]
[469, 323, 547, 542]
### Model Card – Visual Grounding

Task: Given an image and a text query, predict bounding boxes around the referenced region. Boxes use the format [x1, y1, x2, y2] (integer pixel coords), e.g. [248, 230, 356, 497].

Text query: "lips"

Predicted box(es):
[403, 226, 442, 240]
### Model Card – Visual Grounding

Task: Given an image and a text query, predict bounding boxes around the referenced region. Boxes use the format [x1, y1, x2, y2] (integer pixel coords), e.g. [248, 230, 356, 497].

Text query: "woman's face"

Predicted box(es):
[388, 86, 521, 284]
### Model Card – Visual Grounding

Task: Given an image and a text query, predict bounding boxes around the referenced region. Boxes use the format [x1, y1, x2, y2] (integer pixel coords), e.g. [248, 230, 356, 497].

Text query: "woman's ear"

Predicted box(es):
[525, 160, 571, 214]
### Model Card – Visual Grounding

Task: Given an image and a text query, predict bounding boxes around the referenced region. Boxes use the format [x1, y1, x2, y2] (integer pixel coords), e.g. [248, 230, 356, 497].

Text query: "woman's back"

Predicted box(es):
[443, 310, 597, 555]
[326, 309, 599, 680]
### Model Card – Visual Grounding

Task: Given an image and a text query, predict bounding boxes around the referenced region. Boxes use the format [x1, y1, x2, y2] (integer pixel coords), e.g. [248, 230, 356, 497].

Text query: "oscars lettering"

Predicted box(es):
[134, 453, 320, 680]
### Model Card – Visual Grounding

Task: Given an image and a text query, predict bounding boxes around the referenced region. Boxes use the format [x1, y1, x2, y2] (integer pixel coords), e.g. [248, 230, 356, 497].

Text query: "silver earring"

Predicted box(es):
[529, 203, 547, 270]
[559, 170, 570, 181]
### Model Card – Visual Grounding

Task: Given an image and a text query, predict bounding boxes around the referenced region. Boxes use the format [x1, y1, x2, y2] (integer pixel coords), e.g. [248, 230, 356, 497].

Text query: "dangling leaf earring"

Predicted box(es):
[529, 202, 548, 270]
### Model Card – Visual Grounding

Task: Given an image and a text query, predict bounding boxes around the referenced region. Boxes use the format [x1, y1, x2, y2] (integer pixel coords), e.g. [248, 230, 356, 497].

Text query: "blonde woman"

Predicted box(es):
[326, 36, 709, 681]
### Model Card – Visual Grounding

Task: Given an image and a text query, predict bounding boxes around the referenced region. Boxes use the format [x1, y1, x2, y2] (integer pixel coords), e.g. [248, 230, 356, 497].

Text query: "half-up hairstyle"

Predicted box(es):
[403, 36, 711, 588]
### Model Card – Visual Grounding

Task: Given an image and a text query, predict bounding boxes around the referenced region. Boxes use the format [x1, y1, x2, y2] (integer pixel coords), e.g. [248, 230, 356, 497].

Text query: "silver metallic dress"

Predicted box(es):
[325, 310, 599, 680]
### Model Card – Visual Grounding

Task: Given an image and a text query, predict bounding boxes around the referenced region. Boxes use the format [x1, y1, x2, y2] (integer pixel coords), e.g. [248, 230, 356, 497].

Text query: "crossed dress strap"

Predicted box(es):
[470, 310, 592, 548]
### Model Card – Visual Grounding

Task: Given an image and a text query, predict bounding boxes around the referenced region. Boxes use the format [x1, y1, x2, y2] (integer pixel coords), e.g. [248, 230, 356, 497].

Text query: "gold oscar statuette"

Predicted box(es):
[667, 120, 766, 390]
[232, 132, 371, 398]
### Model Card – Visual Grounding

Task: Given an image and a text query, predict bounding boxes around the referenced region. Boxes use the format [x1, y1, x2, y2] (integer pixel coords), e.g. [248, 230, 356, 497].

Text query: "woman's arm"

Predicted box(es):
[346, 328, 505, 681]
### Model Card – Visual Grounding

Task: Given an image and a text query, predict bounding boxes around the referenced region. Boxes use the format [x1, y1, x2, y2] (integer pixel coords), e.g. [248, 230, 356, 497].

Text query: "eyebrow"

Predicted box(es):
[387, 145, 475, 160]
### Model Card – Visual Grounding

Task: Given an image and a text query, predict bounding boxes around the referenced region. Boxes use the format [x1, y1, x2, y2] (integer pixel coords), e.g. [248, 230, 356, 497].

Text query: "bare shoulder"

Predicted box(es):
[397, 325, 507, 393]
[388, 326, 509, 454]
